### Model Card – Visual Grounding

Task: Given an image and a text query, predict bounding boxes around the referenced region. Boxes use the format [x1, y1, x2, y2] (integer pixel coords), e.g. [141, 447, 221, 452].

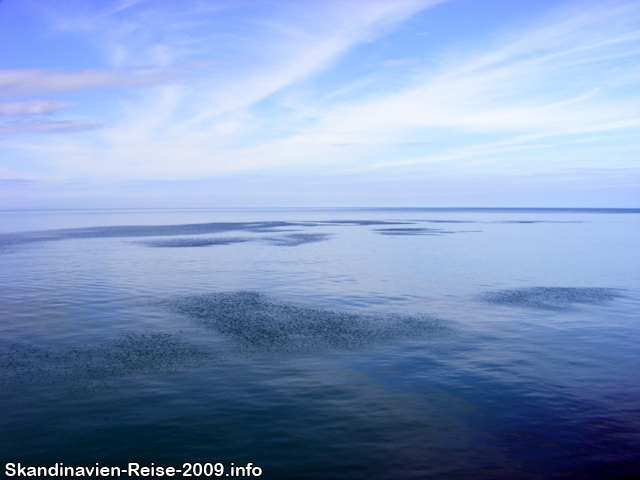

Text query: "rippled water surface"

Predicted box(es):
[1, 208, 639, 479]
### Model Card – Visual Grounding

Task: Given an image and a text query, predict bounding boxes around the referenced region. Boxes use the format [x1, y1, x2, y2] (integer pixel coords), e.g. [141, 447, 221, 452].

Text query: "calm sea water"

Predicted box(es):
[1, 208, 639, 479]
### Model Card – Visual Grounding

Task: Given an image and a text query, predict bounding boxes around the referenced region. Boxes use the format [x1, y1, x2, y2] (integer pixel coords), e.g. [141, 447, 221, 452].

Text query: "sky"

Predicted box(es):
[0, 0, 638, 209]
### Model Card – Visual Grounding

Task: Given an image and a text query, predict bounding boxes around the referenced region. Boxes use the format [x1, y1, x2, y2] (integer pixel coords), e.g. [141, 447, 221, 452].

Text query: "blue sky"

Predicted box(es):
[0, 0, 638, 208]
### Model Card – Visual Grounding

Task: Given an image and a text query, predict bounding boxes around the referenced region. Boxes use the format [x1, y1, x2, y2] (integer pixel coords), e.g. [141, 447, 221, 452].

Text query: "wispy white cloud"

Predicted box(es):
[381, 58, 420, 67]
[235, 0, 639, 173]
[0, 121, 103, 136]
[0, 68, 178, 100]
[1, 0, 637, 190]
[0, 100, 73, 116]
[6, 0, 442, 141]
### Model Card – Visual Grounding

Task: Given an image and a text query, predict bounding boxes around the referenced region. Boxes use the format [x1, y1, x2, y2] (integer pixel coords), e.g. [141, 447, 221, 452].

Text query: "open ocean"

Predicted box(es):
[1, 208, 639, 479]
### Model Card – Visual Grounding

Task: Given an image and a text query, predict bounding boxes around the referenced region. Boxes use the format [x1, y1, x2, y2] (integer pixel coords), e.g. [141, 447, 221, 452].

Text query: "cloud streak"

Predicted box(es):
[233, 0, 639, 174]
[0, 100, 73, 116]
[0, 68, 178, 100]
[0, 121, 104, 136]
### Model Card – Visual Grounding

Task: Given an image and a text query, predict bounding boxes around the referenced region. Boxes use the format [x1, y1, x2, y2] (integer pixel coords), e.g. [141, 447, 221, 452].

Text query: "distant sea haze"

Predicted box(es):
[1, 208, 638, 479]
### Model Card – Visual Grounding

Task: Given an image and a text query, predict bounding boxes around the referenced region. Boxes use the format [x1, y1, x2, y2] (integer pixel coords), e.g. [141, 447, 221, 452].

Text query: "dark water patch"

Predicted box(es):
[262, 233, 331, 247]
[479, 287, 622, 311]
[139, 237, 250, 248]
[0, 222, 301, 248]
[65, 333, 209, 381]
[374, 227, 455, 236]
[137, 233, 331, 248]
[316, 220, 411, 226]
[60, 221, 299, 238]
[0, 216, 592, 254]
[0, 333, 209, 391]
[492, 220, 584, 224]
[423, 220, 476, 224]
[0, 231, 62, 253]
[243, 227, 303, 233]
[0, 220, 409, 253]
[170, 291, 450, 354]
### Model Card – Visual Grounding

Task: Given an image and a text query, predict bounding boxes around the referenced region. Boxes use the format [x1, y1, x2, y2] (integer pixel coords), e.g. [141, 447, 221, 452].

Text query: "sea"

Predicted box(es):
[1, 208, 638, 479]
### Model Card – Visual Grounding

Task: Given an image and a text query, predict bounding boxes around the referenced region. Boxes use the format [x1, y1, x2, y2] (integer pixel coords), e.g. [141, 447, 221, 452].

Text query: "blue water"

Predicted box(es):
[1, 208, 639, 479]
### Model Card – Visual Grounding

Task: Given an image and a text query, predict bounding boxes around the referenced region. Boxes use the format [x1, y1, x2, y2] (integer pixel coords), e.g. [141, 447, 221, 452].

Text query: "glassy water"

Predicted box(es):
[1, 208, 639, 479]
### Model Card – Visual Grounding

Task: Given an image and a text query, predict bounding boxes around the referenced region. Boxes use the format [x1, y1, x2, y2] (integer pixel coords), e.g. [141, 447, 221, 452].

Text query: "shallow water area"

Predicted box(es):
[1, 208, 639, 479]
